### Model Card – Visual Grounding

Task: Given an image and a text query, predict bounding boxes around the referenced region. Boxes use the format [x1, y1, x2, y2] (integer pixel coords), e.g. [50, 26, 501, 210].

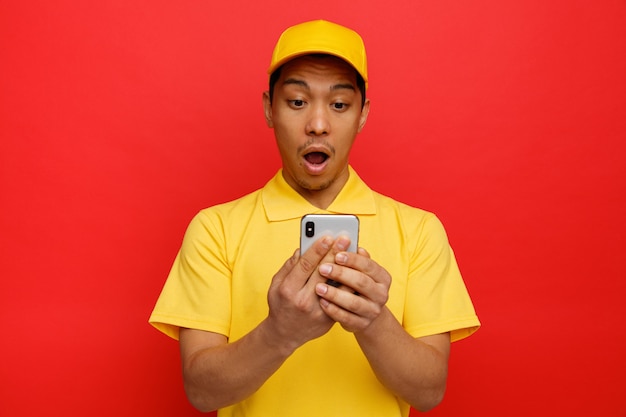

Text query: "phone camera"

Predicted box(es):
[305, 221, 315, 237]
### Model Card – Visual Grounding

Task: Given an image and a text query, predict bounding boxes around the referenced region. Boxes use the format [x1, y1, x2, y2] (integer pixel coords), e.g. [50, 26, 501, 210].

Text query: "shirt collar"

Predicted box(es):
[261, 166, 377, 221]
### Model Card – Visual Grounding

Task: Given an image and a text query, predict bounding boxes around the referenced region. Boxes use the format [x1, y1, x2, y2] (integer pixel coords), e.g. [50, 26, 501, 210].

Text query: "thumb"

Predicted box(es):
[269, 249, 300, 289]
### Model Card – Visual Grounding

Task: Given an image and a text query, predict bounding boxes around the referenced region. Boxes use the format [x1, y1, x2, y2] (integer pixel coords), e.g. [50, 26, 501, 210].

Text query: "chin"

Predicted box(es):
[297, 176, 333, 192]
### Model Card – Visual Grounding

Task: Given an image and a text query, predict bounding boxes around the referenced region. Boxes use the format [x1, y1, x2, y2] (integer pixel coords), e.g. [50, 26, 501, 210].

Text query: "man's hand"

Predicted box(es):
[312, 239, 450, 412]
[314, 240, 391, 333]
[179, 234, 354, 412]
[264, 235, 349, 353]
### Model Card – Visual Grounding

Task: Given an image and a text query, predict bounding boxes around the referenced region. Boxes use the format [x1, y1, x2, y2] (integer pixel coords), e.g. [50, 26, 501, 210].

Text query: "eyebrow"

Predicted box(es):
[282, 78, 309, 89]
[282, 78, 356, 92]
[331, 83, 356, 92]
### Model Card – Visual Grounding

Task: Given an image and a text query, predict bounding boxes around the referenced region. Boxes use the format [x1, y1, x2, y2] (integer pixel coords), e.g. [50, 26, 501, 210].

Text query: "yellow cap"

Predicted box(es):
[268, 20, 368, 88]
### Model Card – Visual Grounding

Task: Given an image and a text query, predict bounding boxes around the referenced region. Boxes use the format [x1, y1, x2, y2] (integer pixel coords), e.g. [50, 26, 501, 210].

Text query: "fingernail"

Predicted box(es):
[319, 264, 332, 276]
[336, 237, 349, 251]
[335, 253, 348, 264]
[316, 283, 328, 295]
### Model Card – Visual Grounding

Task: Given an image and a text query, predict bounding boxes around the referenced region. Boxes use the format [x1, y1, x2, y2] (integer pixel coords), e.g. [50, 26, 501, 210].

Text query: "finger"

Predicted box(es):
[283, 236, 334, 289]
[335, 250, 391, 287]
[316, 283, 366, 314]
[315, 284, 375, 331]
[321, 235, 353, 288]
[318, 262, 388, 305]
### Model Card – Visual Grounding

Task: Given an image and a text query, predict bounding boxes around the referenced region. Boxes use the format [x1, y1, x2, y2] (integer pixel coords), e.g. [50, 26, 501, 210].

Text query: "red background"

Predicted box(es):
[2, 1, 625, 416]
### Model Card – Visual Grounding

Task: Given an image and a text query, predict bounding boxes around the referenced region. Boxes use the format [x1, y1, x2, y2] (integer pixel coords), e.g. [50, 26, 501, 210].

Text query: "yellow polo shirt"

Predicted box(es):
[149, 166, 479, 417]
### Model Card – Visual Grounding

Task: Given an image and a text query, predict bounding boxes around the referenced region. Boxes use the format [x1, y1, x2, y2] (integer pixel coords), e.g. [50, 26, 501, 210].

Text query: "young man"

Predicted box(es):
[150, 20, 479, 417]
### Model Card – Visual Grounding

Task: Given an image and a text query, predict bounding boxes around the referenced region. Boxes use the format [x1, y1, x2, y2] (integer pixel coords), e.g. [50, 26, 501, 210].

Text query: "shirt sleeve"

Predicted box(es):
[148, 210, 232, 340]
[403, 213, 480, 342]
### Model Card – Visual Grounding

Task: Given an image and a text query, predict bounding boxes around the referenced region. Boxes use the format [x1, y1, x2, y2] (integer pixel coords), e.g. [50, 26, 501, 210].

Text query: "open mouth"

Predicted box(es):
[304, 151, 329, 165]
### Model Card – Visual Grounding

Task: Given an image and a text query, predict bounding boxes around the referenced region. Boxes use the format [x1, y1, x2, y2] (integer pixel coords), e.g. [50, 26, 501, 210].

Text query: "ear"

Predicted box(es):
[357, 99, 370, 133]
[262, 91, 274, 128]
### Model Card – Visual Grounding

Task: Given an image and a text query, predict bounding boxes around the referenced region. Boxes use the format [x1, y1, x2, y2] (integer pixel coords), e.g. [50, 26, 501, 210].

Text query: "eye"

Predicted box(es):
[332, 102, 349, 111]
[289, 99, 305, 108]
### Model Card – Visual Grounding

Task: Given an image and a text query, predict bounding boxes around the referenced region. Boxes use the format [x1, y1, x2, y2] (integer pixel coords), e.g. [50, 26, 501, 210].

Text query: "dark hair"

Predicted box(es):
[269, 55, 367, 108]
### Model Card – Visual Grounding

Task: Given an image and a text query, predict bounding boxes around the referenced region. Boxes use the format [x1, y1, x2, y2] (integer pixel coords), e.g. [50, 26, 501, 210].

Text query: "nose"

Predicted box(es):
[305, 104, 330, 136]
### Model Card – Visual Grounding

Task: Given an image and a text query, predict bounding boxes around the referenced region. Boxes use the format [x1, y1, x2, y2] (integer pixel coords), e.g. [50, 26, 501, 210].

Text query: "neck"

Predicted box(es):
[283, 167, 350, 210]
[297, 189, 340, 210]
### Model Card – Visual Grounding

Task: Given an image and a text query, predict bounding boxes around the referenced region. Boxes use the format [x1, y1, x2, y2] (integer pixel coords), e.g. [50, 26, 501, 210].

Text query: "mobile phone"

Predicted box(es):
[300, 214, 359, 287]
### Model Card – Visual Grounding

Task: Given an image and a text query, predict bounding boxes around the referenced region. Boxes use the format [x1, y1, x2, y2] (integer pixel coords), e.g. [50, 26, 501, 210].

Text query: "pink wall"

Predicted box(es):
[1, 1, 625, 415]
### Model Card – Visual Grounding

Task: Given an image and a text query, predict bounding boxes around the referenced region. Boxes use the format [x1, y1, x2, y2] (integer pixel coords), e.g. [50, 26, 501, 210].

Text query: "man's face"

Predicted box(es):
[263, 55, 370, 206]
